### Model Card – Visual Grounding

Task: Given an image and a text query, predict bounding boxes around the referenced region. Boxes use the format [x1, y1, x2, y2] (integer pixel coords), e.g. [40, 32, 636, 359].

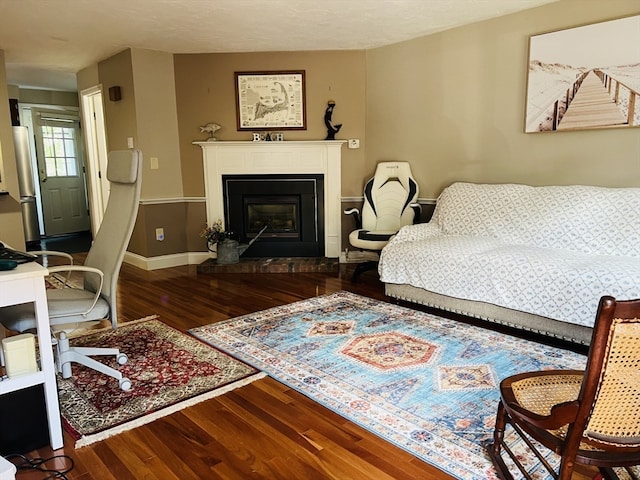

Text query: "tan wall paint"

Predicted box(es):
[131, 48, 183, 200]
[128, 200, 206, 256]
[174, 50, 367, 197]
[16, 89, 79, 107]
[366, 0, 640, 199]
[186, 201, 206, 251]
[142, 202, 187, 257]
[98, 49, 137, 153]
[129, 202, 148, 256]
[0, 49, 26, 249]
[97, 49, 186, 257]
[77, 64, 99, 92]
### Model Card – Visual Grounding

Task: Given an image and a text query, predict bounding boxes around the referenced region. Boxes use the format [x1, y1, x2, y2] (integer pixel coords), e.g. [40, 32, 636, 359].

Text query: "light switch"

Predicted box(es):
[150, 157, 159, 170]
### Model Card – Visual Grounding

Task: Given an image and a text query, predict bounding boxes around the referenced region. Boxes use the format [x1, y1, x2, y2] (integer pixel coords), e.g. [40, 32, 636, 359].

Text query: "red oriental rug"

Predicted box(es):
[58, 317, 265, 447]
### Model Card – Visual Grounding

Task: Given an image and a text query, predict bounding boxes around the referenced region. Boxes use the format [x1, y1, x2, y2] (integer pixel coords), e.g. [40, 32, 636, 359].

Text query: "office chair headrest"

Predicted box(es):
[107, 149, 142, 184]
[372, 162, 414, 192]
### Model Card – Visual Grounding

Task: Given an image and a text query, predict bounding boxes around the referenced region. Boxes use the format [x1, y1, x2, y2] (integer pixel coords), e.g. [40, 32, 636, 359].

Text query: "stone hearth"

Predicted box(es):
[197, 257, 339, 274]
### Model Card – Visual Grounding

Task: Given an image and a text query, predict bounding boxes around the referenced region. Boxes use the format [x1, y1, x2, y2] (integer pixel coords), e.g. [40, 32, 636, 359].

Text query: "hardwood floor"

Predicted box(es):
[11, 260, 596, 479]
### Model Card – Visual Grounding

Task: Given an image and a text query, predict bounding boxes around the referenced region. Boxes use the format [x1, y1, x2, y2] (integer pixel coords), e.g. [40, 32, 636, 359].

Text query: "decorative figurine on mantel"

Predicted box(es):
[324, 100, 342, 140]
[199, 122, 222, 141]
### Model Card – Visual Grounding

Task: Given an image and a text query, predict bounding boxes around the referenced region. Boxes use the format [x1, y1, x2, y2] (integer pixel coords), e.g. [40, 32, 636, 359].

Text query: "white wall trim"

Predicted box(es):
[139, 196, 205, 205]
[124, 251, 209, 271]
[342, 196, 436, 204]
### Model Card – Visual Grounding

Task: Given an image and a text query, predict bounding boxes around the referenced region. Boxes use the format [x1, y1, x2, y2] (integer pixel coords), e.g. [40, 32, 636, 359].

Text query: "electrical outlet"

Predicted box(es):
[348, 138, 360, 149]
[155, 228, 164, 241]
[127, 137, 134, 149]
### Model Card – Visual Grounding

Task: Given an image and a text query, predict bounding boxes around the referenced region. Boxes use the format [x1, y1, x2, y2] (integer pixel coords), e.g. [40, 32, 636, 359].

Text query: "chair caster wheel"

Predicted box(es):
[119, 378, 132, 391]
[116, 353, 128, 365]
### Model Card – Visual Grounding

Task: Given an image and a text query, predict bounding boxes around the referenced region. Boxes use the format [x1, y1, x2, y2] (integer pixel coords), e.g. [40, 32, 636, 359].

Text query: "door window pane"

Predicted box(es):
[42, 125, 78, 177]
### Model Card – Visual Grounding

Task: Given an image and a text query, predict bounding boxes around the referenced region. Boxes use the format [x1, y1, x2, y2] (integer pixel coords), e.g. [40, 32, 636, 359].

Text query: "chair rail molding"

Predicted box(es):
[194, 140, 346, 258]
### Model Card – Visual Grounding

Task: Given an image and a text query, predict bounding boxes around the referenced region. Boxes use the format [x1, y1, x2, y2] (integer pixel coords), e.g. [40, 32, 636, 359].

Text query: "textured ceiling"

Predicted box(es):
[0, 0, 558, 91]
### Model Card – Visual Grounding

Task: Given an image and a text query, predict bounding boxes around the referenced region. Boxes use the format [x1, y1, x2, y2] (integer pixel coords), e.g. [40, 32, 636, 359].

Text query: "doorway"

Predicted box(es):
[80, 86, 109, 235]
[18, 105, 93, 244]
[32, 110, 91, 236]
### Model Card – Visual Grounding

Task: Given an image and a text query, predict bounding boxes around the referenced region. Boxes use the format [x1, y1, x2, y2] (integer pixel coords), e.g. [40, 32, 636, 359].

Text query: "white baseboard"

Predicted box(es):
[124, 251, 210, 271]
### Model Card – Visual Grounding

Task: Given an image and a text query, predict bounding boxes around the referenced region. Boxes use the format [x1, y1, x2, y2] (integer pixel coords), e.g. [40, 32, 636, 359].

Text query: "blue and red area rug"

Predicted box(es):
[190, 291, 588, 480]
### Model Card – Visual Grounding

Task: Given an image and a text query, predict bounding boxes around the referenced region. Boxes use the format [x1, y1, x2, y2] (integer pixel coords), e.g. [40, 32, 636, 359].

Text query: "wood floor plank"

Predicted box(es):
[186, 397, 333, 479]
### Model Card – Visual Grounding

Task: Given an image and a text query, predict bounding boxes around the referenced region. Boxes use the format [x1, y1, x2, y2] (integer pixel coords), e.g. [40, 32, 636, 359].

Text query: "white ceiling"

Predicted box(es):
[0, 0, 558, 92]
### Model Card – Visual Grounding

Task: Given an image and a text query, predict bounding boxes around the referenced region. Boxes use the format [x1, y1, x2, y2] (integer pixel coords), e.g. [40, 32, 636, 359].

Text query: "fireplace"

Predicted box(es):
[223, 174, 324, 257]
[195, 140, 345, 258]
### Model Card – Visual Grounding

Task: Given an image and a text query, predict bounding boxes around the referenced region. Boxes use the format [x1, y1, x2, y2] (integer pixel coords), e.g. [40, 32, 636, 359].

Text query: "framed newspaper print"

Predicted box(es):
[235, 71, 306, 131]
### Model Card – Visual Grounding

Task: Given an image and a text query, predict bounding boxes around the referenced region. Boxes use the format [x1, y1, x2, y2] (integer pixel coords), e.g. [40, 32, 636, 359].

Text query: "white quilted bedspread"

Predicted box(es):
[379, 183, 640, 328]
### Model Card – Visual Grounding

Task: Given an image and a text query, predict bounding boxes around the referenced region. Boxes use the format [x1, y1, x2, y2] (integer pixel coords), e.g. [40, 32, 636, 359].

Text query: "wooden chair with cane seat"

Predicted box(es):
[488, 295, 640, 480]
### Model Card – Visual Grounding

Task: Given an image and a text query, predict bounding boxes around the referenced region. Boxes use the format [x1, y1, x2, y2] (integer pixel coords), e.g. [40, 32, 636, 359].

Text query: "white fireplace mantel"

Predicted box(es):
[194, 140, 346, 258]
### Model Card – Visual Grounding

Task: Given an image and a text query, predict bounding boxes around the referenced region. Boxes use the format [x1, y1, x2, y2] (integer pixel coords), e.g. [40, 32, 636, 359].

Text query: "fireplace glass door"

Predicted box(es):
[245, 197, 299, 239]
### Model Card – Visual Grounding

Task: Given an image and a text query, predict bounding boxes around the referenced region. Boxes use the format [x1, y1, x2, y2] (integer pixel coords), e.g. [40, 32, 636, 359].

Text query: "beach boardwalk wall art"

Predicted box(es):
[525, 15, 640, 133]
[235, 71, 306, 130]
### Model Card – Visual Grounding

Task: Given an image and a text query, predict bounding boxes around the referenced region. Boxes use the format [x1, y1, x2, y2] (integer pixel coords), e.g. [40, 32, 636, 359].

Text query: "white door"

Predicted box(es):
[34, 113, 91, 236]
[81, 86, 110, 235]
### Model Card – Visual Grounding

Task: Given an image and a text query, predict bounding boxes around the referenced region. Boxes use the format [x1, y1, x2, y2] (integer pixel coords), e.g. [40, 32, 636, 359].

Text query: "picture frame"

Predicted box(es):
[235, 70, 306, 131]
[524, 15, 640, 133]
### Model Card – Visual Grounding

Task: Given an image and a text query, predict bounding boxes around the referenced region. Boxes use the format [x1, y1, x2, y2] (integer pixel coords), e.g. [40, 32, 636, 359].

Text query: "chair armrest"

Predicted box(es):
[507, 400, 580, 431]
[344, 208, 362, 229]
[30, 250, 74, 265]
[409, 203, 422, 224]
[47, 265, 104, 319]
[30, 250, 75, 284]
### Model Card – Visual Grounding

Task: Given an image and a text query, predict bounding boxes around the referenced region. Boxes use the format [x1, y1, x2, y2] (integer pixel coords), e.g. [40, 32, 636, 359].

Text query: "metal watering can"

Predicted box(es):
[215, 225, 268, 264]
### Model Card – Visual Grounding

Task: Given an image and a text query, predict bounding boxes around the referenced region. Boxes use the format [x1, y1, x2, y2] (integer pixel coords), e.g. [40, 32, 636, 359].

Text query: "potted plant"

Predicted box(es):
[200, 219, 229, 250]
[200, 220, 240, 264]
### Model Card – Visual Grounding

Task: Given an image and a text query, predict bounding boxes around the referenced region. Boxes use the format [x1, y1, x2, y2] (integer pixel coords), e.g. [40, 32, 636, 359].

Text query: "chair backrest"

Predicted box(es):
[83, 149, 142, 328]
[361, 162, 418, 232]
[570, 296, 640, 451]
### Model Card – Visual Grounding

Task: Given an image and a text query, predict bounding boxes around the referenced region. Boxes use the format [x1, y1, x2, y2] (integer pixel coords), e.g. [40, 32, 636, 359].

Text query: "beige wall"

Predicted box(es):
[0, 49, 26, 249]
[98, 49, 137, 153]
[131, 49, 183, 200]
[15, 89, 79, 108]
[94, 48, 188, 257]
[174, 50, 367, 197]
[366, 0, 640, 199]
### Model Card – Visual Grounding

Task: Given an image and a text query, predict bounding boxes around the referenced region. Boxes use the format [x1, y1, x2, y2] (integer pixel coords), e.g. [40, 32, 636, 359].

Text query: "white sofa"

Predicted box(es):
[379, 182, 640, 345]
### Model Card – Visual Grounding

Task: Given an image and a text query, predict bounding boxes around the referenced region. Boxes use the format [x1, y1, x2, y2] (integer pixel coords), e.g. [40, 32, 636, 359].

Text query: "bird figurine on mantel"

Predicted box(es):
[200, 122, 222, 141]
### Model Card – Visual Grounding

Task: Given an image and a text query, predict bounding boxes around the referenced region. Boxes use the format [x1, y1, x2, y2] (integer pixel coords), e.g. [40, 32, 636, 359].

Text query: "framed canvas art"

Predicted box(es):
[235, 71, 306, 131]
[524, 15, 640, 133]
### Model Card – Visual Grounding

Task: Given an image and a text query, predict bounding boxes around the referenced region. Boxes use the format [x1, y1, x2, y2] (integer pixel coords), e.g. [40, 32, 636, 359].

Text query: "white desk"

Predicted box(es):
[0, 262, 63, 450]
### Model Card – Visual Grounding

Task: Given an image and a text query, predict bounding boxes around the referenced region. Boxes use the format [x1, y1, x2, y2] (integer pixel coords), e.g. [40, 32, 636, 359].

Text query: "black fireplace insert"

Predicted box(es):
[223, 174, 324, 257]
